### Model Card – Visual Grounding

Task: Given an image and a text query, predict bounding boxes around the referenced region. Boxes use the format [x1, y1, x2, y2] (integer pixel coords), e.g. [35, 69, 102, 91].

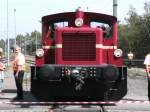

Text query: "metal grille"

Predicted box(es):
[62, 32, 96, 61]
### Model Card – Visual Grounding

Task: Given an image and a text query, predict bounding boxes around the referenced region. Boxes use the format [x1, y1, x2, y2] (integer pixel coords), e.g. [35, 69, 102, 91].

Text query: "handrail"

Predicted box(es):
[123, 59, 144, 68]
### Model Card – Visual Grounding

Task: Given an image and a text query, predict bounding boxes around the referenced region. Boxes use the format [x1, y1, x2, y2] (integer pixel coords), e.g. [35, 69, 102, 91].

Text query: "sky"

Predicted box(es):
[0, 0, 149, 40]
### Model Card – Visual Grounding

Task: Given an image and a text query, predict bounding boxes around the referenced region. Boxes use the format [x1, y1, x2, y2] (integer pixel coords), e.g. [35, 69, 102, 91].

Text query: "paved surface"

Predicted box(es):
[1, 71, 30, 98]
[125, 67, 148, 101]
[1, 71, 16, 99]
[0, 70, 50, 111]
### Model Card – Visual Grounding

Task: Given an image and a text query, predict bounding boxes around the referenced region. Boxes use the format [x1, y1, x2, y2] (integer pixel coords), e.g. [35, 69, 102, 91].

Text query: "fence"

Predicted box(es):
[123, 59, 144, 68]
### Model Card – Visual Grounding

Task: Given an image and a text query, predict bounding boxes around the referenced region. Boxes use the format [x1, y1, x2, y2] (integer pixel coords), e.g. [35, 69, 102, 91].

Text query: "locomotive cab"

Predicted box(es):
[31, 9, 127, 102]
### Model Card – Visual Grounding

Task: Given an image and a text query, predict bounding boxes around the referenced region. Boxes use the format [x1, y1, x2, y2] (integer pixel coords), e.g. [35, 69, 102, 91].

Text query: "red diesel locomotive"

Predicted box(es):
[31, 8, 127, 102]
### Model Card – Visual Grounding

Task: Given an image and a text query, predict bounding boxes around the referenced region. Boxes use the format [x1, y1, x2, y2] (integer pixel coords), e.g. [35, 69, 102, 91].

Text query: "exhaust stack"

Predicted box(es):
[113, 0, 117, 17]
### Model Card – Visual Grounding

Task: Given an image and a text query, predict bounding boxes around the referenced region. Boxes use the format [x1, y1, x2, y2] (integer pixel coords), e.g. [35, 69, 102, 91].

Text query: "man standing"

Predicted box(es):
[144, 52, 150, 100]
[13, 46, 25, 100]
[127, 51, 134, 68]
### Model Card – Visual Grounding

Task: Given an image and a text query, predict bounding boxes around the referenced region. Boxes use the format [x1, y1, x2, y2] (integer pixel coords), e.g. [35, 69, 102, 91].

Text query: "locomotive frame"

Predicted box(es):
[31, 8, 127, 102]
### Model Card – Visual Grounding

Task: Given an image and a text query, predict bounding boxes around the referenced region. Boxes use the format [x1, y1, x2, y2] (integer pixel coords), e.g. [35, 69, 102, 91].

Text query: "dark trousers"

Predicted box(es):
[14, 70, 24, 99]
[128, 60, 132, 68]
[148, 79, 150, 101]
[147, 71, 150, 101]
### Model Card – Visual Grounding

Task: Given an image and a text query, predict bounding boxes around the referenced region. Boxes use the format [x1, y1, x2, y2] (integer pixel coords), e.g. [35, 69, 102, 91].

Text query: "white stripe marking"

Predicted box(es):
[0, 100, 150, 105]
[96, 44, 117, 49]
[43, 44, 117, 49]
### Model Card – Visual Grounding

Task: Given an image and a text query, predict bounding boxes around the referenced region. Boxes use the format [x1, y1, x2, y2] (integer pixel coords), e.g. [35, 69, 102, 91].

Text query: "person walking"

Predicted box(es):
[144, 52, 150, 100]
[13, 46, 25, 100]
[0, 49, 5, 93]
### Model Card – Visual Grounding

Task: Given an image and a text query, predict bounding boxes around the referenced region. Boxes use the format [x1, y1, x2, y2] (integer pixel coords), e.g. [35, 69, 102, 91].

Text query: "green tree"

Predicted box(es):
[26, 30, 41, 55]
[0, 39, 5, 52]
[15, 30, 41, 55]
[118, 3, 150, 59]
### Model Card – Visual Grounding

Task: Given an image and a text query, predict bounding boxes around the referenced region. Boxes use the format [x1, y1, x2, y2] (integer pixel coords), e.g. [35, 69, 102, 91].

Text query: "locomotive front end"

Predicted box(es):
[31, 10, 127, 102]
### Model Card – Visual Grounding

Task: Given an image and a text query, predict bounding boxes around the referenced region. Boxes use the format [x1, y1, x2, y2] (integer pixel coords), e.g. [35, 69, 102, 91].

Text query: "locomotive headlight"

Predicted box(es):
[36, 48, 44, 57]
[75, 18, 83, 27]
[114, 49, 123, 58]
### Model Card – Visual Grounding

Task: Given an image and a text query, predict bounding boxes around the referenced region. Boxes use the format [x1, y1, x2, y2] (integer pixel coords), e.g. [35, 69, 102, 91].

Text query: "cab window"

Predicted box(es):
[90, 22, 112, 38]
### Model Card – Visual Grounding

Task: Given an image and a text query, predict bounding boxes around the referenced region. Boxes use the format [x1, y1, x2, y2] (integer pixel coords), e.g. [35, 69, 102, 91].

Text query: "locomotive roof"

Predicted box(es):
[42, 12, 117, 24]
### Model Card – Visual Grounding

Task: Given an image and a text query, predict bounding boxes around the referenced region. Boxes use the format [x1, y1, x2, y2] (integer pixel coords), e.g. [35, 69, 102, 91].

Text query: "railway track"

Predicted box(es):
[48, 105, 108, 112]
[1, 99, 150, 112]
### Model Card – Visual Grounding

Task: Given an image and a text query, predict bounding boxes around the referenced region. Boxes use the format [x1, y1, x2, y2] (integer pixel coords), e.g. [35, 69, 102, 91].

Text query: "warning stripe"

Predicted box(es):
[0, 100, 150, 105]
[43, 44, 117, 49]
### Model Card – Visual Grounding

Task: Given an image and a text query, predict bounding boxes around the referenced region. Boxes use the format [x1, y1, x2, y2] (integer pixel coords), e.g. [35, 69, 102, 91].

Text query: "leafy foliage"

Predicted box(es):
[0, 30, 41, 55]
[118, 2, 150, 59]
